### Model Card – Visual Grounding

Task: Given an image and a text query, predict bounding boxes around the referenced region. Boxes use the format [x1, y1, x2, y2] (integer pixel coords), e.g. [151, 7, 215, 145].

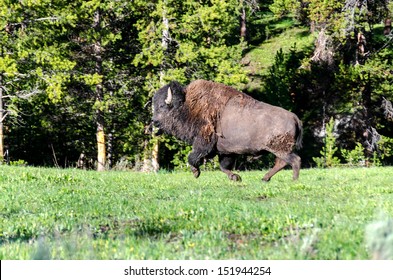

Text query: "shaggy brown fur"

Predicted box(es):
[184, 80, 254, 141]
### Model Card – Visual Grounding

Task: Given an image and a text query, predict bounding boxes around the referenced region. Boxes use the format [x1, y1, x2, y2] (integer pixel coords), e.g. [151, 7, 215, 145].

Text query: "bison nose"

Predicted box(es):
[152, 120, 160, 127]
[154, 128, 163, 136]
[152, 120, 163, 135]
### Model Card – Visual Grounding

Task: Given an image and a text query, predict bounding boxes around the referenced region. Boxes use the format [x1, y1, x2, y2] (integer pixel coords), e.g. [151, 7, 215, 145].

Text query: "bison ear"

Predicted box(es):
[165, 87, 173, 105]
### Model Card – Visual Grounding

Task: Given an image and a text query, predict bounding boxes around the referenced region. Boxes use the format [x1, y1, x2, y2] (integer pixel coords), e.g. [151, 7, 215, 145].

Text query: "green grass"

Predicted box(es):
[0, 166, 393, 259]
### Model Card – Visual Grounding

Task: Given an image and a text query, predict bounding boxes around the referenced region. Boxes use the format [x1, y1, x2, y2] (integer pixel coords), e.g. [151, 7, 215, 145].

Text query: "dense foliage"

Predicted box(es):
[1, 0, 392, 169]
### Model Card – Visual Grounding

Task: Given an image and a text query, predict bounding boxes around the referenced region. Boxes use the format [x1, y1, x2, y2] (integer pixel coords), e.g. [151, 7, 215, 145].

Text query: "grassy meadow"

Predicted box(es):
[0, 165, 393, 260]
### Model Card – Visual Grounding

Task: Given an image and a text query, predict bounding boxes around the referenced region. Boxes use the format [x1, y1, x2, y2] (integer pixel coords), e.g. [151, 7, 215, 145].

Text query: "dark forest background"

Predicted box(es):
[1, 0, 392, 171]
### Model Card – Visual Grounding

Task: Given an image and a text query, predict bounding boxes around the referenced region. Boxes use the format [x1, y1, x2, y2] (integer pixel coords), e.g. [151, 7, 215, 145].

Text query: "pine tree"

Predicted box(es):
[133, 0, 248, 170]
[0, 0, 75, 162]
[62, 0, 141, 170]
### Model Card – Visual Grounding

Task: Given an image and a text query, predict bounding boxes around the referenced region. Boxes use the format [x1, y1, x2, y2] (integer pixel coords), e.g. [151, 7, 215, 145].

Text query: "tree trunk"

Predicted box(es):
[361, 73, 374, 165]
[240, 3, 247, 39]
[96, 106, 106, 171]
[0, 74, 4, 162]
[384, 18, 391, 36]
[356, 31, 366, 65]
[93, 9, 106, 171]
[107, 89, 114, 168]
[143, 1, 170, 173]
[150, 1, 170, 172]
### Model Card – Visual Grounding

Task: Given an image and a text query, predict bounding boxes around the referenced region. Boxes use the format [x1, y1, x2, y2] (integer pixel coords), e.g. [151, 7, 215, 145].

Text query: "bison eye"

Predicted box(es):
[159, 104, 167, 109]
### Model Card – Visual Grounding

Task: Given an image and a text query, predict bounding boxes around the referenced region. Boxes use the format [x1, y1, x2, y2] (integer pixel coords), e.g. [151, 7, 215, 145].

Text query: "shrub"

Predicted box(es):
[341, 142, 365, 166]
[9, 159, 28, 166]
[313, 118, 341, 167]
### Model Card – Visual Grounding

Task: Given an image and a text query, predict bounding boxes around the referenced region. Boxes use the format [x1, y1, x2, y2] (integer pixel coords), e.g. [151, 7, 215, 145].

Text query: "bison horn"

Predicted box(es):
[165, 87, 173, 105]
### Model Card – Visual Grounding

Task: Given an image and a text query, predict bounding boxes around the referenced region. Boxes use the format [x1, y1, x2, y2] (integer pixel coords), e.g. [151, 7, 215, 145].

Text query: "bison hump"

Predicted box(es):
[185, 80, 253, 141]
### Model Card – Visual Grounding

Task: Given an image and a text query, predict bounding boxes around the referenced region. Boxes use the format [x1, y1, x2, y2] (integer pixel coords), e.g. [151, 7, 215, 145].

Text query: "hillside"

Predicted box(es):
[243, 16, 315, 94]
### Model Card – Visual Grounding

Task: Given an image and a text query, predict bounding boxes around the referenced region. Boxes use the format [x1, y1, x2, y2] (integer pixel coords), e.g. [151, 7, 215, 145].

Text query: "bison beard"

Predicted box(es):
[152, 79, 302, 182]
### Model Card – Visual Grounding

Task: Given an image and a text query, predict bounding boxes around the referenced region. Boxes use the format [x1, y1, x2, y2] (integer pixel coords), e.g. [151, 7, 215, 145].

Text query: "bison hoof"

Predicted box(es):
[191, 167, 200, 178]
[193, 170, 200, 178]
[262, 177, 271, 182]
[230, 174, 242, 182]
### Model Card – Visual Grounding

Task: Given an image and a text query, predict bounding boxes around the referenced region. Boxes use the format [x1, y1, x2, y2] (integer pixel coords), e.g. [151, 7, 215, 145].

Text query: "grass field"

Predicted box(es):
[0, 165, 393, 260]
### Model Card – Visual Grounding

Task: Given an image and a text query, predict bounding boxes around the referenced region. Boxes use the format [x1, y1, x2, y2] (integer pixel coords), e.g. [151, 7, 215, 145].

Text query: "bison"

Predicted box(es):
[152, 79, 302, 182]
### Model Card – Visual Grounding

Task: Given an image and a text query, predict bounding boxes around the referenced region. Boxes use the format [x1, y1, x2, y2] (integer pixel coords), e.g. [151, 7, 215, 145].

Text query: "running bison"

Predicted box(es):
[152, 79, 302, 181]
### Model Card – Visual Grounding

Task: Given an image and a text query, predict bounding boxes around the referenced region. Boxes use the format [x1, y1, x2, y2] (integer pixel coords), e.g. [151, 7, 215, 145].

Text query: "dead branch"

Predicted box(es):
[6, 17, 60, 27]
[382, 97, 393, 121]
[3, 89, 41, 99]
[311, 29, 335, 66]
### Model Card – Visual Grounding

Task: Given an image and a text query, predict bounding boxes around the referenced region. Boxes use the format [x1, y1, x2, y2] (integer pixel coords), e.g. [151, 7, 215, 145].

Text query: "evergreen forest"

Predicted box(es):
[1, 0, 393, 171]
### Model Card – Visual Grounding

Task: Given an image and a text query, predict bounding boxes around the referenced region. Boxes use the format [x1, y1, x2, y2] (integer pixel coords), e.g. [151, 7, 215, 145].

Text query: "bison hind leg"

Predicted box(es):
[262, 153, 301, 182]
[287, 153, 301, 180]
[219, 155, 241, 182]
[262, 157, 287, 182]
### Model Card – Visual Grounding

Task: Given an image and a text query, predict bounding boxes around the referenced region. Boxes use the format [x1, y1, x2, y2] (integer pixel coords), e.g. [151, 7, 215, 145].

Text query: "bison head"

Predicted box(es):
[152, 81, 185, 134]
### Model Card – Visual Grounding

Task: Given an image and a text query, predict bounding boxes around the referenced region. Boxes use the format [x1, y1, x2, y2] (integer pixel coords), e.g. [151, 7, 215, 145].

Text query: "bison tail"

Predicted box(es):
[295, 117, 303, 150]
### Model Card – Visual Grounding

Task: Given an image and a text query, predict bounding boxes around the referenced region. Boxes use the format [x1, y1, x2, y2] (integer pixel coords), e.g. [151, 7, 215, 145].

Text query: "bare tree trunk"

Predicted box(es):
[240, 0, 260, 40]
[356, 31, 366, 65]
[384, 18, 391, 35]
[240, 2, 247, 39]
[96, 106, 106, 171]
[143, 1, 170, 172]
[107, 89, 114, 168]
[0, 74, 4, 162]
[151, 1, 170, 172]
[151, 137, 159, 172]
[93, 9, 106, 171]
[361, 73, 374, 166]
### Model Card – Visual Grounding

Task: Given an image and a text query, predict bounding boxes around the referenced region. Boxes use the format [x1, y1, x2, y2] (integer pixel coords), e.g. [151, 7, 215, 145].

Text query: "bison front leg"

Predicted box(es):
[219, 155, 241, 181]
[188, 137, 216, 179]
[188, 151, 204, 178]
[188, 158, 201, 178]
